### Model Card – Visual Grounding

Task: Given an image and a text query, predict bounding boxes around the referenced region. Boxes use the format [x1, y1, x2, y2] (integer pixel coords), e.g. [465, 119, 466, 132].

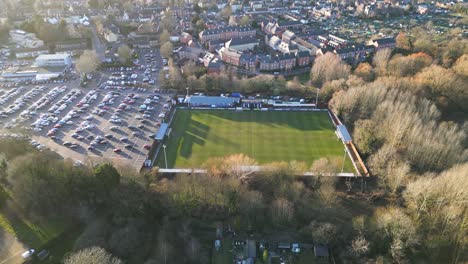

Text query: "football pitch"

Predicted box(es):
[157, 109, 354, 172]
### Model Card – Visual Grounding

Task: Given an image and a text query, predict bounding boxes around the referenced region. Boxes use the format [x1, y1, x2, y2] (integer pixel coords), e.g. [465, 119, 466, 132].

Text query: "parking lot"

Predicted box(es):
[0, 79, 173, 169]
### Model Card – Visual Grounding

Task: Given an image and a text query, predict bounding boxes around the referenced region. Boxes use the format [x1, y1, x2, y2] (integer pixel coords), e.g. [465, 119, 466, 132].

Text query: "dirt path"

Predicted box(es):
[0, 228, 28, 264]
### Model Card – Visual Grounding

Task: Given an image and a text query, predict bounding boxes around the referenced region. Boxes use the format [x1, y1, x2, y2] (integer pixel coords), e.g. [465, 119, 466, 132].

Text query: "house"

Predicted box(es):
[219, 47, 242, 66]
[250, 1, 263, 9]
[369, 37, 396, 50]
[199, 26, 256, 43]
[208, 40, 224, 53]
[292, 37, 321, 55]
[334, 47, 356, 61]
[180, 32, 193, 45]
[277, 41, 298, 54]
[278, 53, 296, 71]
[137, 22, 158, 34]
[203, 52, 216, 67]
[328, 34, 348, 46]
[282, 30, 296, 44]
[104, 24, 120, 43]
[417, 5, 429, 14]
[177, 46, 204, 61]
[53, 38, 88, 53]
[353, 43, 374, 61]
[267, 35, 282, 50]
[225, 37, 259, 51]
[14, 47, 49, 59]
[259, 55, 280, 71]
[296, 51, 312, 66]
[262, 21, 278, 34]
[239, 53, 257, 72]
[207, 58, 222, 74]
[9, 29, 45, 49]
[277, 21, 303, 30]
[180, 18, 193, 31]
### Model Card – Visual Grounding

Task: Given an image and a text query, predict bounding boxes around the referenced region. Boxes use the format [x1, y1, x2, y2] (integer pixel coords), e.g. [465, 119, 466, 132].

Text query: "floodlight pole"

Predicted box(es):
[315, 88, 319, 109]
[341, 147, 347, 174]
[186, 87, 190, 109]
[163, 144, 168, 169]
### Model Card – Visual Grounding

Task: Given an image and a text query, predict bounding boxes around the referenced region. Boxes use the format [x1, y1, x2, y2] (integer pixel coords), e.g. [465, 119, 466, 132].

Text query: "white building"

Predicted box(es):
[35, 54, 72, 67]
[0, 66, 66, 81]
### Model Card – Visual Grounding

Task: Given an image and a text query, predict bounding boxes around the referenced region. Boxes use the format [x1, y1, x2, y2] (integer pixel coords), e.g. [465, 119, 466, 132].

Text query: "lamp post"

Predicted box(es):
[315, 87, 319, 109]
[163, 144, 168, 169]
[186, 87, 190, 109]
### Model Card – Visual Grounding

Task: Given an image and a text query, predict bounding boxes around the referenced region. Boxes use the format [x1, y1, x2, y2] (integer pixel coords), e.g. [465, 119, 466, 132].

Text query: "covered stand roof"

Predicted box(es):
[155, 123, 169, 140]
[337, 124, 352, 144]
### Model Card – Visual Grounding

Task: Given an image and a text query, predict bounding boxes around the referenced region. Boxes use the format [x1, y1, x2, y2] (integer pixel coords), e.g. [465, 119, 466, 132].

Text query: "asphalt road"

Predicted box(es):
[90, 25, 106, 62]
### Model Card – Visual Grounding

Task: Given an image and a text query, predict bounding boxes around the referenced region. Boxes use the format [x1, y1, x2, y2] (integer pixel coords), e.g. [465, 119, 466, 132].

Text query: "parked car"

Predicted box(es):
[21, 249, 35, 259]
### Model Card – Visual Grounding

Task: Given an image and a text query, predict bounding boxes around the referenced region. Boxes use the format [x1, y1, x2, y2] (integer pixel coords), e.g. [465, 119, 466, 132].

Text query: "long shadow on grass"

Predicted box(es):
[170, 114, 240, 166]
[185, 110, 336, 132]
[176, 118, 211, 160]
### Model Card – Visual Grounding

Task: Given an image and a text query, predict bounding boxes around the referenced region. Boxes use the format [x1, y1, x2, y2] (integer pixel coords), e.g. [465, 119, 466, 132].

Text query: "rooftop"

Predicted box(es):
[188, 96, 240, 106]
[36, 53, 71, 60]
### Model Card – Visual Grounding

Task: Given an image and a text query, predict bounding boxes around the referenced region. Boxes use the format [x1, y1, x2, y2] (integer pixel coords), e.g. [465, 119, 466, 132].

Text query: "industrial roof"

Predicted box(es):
[36, 53, 71, 60]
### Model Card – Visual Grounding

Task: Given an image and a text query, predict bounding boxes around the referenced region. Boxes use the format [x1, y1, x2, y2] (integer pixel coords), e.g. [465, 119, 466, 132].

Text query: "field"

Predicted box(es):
[157, 109, 354, 172]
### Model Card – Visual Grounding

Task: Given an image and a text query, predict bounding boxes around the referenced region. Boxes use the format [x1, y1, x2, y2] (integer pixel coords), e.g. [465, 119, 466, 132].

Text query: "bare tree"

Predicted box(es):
[309, 221, 338, 246]
[452, 54, 468, 77]
[220, 6, 232, 20]
[64, 247, 122, 264]
[76, 50, 100, 76]
[372, 48, 392, 76]
[204, 154, 258, 183]
[373, 207, 419, 253]
[396, 32, 412, 50]
[354, 62, 374, 81]
[271, 197, 294, 224]
[404, 163, 468, 259]
[160, 42, 173, 58]
[117, 44, 132, 64]
[239, 15, 251, 26]
[310, 52, 350, 86]
[349, 235, 370, 257]
[159, 29, 170, 43]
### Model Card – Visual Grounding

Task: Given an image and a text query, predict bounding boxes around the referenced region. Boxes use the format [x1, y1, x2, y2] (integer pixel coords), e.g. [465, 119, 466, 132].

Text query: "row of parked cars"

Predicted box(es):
[0, 86, 47, 118]
[45, 90, 101, 137]
[0, 87, 26, 106]
[47, 89, 82, 115]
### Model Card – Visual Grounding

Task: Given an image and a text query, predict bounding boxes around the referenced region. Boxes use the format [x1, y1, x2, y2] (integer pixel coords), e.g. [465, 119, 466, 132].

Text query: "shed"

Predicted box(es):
[278, 242, 291, 249]
[337, 124, 352, 144]
[314, 245, 329, 257]
[246, 239, 256, 258]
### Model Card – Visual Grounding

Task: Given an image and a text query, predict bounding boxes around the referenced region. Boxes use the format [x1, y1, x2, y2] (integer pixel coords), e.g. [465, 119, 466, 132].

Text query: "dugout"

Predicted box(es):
[241, 98, 264, 109]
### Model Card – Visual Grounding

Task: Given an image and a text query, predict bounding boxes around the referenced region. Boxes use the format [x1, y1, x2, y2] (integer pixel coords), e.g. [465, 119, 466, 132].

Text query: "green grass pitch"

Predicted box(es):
[157, 109, 355, 172]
